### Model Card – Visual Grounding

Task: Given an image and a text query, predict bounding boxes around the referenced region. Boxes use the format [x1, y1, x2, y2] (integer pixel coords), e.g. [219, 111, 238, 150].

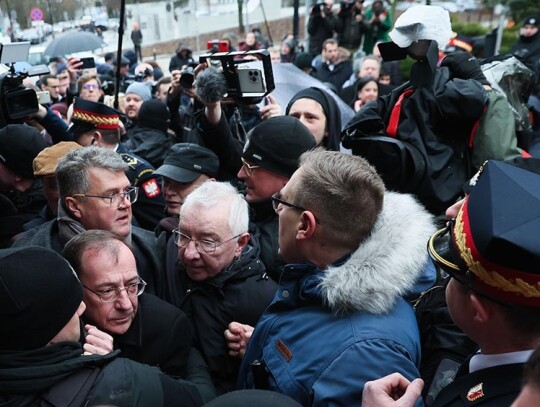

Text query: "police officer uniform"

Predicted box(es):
[69, 98, 166, 230]
[117, 143, 165, 230]
[428, 160, 540, 407]
[432, 357, 526, 406]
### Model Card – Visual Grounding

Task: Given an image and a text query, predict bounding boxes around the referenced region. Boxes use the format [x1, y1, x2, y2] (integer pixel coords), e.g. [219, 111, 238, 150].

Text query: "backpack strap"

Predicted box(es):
[468, 104, 488, 149]
[40, 366, 101, 407]
[386, 88, 414, 137]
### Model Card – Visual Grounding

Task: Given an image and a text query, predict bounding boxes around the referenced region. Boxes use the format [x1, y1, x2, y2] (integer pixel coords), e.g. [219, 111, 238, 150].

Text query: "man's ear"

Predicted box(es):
[64, 196, 83, 220]
[470, 292, 492, 324]
[234, 233, 250, 257]
[92, 131, 103, 145]
[296, 211, 318, 240]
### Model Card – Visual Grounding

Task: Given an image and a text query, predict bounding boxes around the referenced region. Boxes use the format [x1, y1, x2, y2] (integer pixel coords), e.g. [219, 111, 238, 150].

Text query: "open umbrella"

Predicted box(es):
[264, 63, 355, 129]
[44, 31, 105, 57]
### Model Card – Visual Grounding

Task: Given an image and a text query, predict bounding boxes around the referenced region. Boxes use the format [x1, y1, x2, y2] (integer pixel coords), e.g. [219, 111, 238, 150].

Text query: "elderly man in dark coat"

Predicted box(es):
[162, 181, 277, 395]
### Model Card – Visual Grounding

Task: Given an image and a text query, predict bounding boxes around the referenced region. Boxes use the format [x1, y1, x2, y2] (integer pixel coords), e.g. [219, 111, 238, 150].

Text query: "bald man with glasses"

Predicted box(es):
[62, 229, 200, 383]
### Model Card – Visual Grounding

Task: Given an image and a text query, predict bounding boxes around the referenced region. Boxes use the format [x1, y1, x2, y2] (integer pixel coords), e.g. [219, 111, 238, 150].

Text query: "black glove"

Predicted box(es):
[441, 52, 490, 86]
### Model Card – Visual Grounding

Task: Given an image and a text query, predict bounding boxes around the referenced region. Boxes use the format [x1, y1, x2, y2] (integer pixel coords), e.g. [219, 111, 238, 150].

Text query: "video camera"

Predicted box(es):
[0, 42, 50, 128]
[123, 68, 151, 90]
[198, 49, 275, 105]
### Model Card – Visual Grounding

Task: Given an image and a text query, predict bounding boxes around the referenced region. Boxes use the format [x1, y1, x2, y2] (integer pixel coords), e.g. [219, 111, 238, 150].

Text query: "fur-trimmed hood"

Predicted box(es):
[319, 191, 436, 315]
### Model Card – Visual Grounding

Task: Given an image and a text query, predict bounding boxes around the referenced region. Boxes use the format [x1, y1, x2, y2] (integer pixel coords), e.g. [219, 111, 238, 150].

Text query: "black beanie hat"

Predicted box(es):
[0, 247, 83, 351]
[242, 116, 316, 178]
[285, 87, 342, 151]
[138, 99, 171, 133]
[0, 124, 48, 179]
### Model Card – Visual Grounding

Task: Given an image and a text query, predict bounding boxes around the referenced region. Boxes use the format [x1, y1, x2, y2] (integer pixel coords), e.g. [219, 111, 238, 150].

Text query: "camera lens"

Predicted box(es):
[180, 67, 195, 88]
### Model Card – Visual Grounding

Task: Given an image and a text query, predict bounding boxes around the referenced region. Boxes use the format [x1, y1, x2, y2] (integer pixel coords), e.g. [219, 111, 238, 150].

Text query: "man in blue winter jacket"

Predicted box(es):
[226, 148, 436, 406]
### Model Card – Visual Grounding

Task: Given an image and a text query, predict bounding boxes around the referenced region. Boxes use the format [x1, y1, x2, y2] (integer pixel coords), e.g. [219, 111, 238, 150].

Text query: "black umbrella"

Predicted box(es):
[265, 63, 355, 129]
[44, 31, 105, 57]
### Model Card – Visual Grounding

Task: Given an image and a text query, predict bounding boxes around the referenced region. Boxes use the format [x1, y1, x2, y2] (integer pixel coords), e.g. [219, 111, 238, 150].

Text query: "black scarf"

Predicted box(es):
[0, 342, 119, 394]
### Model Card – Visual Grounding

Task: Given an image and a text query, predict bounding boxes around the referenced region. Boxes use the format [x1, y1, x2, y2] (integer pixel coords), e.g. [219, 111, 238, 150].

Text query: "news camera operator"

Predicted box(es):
[307, 0, 340, 57]
[166, 66, 204, 144]
[337, 0, 367, 51]
[0, 71, 72, 145]
[363, 0, 392, 54]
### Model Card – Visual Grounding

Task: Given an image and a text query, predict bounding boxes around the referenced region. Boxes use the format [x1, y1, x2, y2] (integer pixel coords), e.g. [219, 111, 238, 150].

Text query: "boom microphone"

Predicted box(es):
[194, 67, 228, 104]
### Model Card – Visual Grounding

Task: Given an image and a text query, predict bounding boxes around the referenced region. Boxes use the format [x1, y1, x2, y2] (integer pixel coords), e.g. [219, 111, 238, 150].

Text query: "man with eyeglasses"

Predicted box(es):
[199, 114, 316, 281]
[227, 149, 436, 405]
[77, 74, 103, 103]
[63, 230, 202, 384]
[68, 98, 166, 231]
[12, 146, 165, 294]
[0, 245, 213, 406]
[161, 181, 277, 395]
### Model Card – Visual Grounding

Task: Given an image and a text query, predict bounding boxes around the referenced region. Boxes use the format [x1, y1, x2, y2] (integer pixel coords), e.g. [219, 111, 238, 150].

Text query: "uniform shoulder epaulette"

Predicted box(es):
[120, 153, 140, 169]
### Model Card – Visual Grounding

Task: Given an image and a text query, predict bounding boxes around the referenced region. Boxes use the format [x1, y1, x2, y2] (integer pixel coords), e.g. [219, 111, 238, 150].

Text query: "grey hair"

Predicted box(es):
[56, 146, 128, 199]
[359, 55, 381, 73]
[294, 148, 385, 249]
[180, 181, 249, 236]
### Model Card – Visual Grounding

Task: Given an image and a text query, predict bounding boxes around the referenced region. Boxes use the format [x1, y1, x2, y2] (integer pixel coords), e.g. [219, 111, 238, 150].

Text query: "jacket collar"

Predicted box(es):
[319, 191, 436, 315]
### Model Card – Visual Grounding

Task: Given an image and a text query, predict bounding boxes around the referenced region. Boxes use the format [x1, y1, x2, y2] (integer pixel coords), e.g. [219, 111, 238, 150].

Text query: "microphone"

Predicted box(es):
[194, 67, 228, 104]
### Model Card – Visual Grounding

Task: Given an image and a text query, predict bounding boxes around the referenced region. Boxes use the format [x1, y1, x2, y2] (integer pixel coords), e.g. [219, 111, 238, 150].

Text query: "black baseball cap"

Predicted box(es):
[155, 143, 219, 183]
[0, 124, 48, 179]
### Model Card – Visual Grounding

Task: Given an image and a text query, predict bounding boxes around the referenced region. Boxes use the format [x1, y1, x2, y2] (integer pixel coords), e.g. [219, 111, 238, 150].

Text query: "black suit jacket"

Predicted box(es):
[111, 293, 194, 378]
[432, 363, 523, 407]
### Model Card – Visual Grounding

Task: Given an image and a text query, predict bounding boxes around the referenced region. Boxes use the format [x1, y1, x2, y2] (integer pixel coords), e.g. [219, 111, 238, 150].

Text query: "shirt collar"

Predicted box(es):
[469, 349, 534, 372]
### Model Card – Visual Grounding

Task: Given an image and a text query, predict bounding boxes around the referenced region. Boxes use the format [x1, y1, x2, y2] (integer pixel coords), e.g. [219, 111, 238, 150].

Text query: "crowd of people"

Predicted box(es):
[1, 2, 540, 406]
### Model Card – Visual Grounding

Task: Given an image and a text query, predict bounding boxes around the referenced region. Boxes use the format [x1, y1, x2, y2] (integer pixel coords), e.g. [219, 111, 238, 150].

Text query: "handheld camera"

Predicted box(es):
[198, 49, 275, 105]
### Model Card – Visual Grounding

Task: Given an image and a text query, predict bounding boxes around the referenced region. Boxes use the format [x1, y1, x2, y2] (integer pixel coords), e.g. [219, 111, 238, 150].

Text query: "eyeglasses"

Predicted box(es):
[72, 187, 139, 207]
[271, 191, 321, 224]
[82, 278, 146, 302]
[241, 157, 260, 177]
[173, 229, 241, 255]
[83, 83, 100, 90]
[271, 191, 308, 213]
